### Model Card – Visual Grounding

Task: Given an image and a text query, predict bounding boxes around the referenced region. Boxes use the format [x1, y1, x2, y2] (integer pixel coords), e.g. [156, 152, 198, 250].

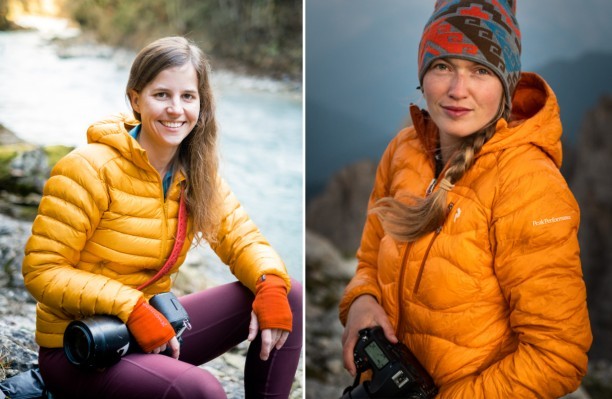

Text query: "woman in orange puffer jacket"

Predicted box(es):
[22, 36, 301, 398]
[339, 1, 592, 398]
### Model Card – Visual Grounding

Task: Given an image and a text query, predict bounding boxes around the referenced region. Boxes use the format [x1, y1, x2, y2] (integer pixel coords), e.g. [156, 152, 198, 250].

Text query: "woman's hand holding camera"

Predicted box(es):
[342, 294, 398, 376]
[127, 297, 177, 357]
[150, 336, 180, 359]
[249, 274, 293, 361]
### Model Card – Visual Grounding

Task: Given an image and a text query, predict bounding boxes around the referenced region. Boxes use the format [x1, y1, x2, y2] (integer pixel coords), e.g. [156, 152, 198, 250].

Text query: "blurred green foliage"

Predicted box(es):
[0, 0, 13, 30]
[65, 0, 302, 79]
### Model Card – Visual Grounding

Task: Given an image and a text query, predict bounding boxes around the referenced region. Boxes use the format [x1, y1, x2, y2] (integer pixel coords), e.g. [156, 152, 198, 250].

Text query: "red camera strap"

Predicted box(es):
[137, 185, 188, 291]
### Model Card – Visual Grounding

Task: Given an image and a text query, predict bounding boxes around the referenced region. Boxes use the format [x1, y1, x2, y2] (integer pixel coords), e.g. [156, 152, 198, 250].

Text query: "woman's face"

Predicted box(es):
[129, 63, 200, 154]
[422, 58, 503, 147]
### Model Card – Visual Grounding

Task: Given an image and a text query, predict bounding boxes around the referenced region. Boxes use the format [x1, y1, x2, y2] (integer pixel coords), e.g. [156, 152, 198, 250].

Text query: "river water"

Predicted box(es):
[0, 16, 303, 284]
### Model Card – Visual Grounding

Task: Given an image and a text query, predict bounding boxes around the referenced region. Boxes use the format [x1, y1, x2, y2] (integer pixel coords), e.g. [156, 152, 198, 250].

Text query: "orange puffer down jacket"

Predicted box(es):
[23, 114, 289, 349]
[339, 73, 592, 398]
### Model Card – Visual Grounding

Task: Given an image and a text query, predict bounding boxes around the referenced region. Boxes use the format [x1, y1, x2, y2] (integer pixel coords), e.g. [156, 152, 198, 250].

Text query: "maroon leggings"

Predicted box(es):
[38, 279, 302, 399]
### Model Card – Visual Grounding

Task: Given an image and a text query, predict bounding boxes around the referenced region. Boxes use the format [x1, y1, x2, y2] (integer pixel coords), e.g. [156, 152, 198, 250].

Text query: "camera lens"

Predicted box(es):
[64, 315, 130, 368]
[65, 324, 93, 364]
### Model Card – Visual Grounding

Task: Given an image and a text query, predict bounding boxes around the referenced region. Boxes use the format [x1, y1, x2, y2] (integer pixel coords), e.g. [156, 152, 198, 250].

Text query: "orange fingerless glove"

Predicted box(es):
[252, 274, 293, 332]
[126, 297, 175, 353]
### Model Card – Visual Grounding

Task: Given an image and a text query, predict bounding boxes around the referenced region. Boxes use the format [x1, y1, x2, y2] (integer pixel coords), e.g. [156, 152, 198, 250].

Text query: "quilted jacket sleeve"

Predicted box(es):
[438, 153, 592, 398]
[22, 151, 141, 322]
[210, 178, 290, 293]
[338, 136, 400, 325]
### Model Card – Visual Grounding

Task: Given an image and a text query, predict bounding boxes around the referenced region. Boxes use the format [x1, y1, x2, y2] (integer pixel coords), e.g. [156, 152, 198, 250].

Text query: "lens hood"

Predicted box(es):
[64, 315, 131, 368]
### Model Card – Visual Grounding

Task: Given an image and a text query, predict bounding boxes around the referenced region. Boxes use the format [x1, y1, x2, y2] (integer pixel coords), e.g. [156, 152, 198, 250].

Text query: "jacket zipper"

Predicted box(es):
[413, 227, 441, 295]
[396, 242, 413, 338]
[158, 171, 169, 264]
[413, 202, 454, 294]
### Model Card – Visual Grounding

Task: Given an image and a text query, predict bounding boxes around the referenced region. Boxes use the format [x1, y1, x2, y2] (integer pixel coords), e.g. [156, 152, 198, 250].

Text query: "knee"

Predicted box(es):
[168, 367, 227, 399]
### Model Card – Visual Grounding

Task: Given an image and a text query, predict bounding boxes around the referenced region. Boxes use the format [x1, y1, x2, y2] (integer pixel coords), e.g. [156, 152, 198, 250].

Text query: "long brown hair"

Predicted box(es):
[371, 102, 510, 243]
[126, 36, 222, 244]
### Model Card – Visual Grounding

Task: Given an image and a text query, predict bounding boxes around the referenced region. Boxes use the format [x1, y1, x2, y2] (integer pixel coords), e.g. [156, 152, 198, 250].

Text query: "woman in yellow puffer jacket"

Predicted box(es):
[22, 36, 301, 398]
[339, 1, 592, 398]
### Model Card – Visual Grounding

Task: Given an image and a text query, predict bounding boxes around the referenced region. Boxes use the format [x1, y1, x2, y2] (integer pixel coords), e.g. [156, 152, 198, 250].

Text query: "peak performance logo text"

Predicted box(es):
[532, 216, 572, 227]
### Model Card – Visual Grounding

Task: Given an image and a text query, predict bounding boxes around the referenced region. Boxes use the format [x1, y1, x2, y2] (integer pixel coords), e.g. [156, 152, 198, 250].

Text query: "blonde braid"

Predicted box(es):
[372, 103, 506, 242]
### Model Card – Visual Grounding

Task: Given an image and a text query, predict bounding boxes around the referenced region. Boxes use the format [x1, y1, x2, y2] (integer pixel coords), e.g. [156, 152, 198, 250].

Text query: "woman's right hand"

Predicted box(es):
[341, 294, 398, 376]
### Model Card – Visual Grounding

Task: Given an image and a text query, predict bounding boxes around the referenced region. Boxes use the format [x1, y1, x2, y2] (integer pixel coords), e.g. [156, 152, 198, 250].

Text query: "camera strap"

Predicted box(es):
[342, 371, 363, 397]
[137, 184, 188, 291]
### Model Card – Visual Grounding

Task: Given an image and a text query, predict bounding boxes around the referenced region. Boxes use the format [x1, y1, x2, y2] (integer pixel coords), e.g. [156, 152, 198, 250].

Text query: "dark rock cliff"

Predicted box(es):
[571, 95, 612, 362]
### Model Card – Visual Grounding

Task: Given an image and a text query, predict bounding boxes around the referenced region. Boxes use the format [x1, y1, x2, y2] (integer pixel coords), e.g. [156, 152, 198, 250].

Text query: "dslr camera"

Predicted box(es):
[341, 326, 438, 399]
[63, 292, 191, 369]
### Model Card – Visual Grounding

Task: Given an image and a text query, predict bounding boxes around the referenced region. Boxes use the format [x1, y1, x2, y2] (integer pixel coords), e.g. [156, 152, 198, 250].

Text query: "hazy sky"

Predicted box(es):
[306, 0, 612, 192]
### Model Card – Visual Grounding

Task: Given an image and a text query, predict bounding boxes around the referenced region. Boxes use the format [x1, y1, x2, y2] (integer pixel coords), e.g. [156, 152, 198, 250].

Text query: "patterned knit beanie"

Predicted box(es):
[418, 0, 521, 106]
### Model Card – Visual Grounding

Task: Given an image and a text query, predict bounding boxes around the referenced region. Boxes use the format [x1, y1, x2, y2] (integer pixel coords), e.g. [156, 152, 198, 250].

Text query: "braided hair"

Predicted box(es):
[371, 103, 509, 242]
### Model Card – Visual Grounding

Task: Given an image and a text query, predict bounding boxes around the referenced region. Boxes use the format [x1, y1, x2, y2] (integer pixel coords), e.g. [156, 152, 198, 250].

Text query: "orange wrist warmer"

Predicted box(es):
[252, 274, 293, 332]
[127, 297, 175, 353]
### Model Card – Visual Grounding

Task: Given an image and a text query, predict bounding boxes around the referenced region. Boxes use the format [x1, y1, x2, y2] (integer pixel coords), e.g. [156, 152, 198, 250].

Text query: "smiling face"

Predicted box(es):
[129, 63, 200, 157]
[422, 58, 503, 151]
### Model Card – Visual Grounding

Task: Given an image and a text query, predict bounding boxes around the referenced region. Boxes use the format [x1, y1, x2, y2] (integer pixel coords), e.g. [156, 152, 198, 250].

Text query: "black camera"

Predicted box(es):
[341, 327, 438, 399]
[64, 292, 191, 369]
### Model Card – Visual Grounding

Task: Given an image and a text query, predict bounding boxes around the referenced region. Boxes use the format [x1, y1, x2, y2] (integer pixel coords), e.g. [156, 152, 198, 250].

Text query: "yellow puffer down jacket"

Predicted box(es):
[339, 73, 592, 398]
[23, 114, 289, 348]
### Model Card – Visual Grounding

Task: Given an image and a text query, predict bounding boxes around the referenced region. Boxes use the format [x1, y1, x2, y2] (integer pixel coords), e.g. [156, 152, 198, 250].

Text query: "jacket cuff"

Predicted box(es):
[253, 271, 291, 294]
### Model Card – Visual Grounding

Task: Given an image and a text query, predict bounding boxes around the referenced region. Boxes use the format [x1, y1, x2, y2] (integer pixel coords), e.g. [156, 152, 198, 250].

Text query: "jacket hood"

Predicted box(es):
[411, 72, 563, 169]
[86, 113, 152, 172]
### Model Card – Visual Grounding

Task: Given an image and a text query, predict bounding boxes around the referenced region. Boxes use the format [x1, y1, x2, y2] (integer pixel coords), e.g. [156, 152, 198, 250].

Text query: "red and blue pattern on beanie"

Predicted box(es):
[418, 0, 521, 106]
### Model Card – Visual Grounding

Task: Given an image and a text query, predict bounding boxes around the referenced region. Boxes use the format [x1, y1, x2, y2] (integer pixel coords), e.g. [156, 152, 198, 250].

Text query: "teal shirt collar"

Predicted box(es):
[129, 125, 174, 196]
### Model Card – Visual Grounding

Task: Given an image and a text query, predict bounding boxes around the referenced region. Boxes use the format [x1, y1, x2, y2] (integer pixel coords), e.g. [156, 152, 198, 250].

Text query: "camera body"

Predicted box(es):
[341, 326, 438, 399]
[63, 292, 190, 369]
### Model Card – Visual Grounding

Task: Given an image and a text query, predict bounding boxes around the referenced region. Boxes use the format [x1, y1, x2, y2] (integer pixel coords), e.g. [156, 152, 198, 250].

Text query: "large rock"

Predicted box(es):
[570, 95, 612, 363]
[0, 215, 30, 289]
[306, 159, 376, 256]
[0, 124, 73, 220]
[2, 146, 49, 194]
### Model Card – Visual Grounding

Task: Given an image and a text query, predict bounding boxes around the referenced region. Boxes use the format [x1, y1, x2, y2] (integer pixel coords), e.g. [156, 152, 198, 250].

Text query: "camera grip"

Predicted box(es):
[148, 292, 191, 336]
[127, 297, 175, 353]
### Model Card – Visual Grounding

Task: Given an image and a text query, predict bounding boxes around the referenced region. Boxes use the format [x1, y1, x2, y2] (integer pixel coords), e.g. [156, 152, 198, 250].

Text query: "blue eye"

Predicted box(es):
[476, 67, 492, 76]
[430, 62, 452, 73]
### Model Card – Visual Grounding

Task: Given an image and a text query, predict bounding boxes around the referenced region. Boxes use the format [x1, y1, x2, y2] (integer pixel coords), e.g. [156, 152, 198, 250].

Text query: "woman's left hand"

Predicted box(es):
[151, 336, 180, 359]
[248, 311, 289, 361]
